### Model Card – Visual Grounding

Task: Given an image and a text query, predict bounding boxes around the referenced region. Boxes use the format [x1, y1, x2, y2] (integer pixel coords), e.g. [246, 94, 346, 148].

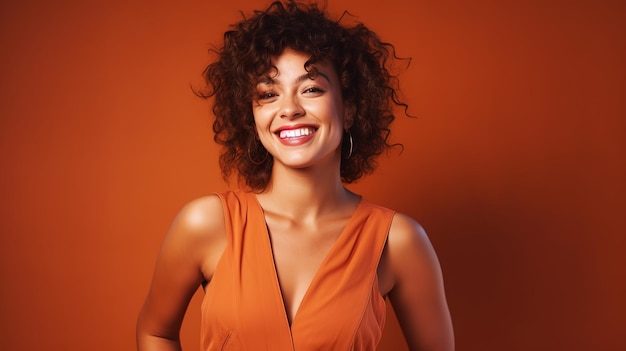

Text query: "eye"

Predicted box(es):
[302, 87, 325, 95]
[257, 91, 278, 100]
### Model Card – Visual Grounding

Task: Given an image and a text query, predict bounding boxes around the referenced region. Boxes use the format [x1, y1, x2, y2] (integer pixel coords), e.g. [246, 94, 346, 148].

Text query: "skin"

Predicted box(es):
[137, 49, 454, 350]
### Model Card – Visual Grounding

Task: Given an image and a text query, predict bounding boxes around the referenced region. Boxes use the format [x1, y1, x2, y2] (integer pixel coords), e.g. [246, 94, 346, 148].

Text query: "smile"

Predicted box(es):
[278, 127, 317, 139]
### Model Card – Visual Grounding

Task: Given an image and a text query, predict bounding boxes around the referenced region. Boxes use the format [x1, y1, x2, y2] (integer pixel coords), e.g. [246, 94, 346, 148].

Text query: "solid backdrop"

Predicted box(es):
[0, 0, 624, 350]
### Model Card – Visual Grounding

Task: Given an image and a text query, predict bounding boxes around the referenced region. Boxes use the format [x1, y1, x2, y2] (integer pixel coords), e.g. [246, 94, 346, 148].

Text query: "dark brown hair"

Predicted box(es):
[200, 0, 407, 190]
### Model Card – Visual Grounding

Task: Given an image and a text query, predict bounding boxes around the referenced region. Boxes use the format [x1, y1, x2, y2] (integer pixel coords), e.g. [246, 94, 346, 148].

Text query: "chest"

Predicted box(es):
[265, 219, 346, 325]
[201, 193, 395, 350]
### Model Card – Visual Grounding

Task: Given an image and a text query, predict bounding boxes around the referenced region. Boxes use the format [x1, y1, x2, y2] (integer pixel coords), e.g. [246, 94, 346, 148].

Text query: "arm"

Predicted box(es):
[136, 195, 226, 351]
[386, 213, 455, 351]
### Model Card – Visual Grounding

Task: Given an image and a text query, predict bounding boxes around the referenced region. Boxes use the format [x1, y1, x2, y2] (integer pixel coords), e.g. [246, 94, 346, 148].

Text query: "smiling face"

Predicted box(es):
[252, 48, 347, 171]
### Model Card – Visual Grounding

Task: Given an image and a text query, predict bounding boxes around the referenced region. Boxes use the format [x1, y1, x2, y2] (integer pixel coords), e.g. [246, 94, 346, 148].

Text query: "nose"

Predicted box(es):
[279, 95, 305, 120]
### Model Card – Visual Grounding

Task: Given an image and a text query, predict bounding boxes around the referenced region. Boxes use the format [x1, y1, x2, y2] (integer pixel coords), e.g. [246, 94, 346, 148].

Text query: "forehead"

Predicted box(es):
[271, 48, 312, 65]
[260, 48, 337, 82]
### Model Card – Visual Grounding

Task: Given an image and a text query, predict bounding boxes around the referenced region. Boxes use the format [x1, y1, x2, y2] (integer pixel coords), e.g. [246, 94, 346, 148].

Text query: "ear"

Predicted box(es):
[343, 102, 356, 130]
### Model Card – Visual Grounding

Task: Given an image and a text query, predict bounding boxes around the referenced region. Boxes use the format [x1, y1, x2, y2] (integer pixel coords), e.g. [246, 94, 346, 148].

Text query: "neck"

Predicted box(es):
[257, 158, 355, 221]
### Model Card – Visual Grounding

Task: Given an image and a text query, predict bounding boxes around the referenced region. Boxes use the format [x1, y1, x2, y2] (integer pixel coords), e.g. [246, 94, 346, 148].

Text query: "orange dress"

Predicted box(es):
[201, 191, 395, 350]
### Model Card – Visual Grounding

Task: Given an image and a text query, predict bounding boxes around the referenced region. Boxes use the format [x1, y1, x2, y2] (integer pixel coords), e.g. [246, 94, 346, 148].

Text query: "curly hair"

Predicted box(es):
[199, 0, 407, 190]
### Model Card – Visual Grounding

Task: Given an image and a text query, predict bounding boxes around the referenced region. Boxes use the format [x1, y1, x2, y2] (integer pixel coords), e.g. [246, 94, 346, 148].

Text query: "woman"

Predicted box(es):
[137, 1, 454, 350]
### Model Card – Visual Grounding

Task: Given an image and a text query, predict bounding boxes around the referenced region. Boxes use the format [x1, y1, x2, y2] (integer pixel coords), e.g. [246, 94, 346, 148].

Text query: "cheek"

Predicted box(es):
[252, 102, 277, 121]
[252, 108, 268, 130]
[252, 111, 275, 146]
[331, 102, 347, 129]
[329, 94, 346, 125]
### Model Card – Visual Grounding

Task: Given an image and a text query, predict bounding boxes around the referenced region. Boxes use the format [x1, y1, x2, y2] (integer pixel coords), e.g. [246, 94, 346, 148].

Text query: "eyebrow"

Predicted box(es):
[258, 71, 332, 86]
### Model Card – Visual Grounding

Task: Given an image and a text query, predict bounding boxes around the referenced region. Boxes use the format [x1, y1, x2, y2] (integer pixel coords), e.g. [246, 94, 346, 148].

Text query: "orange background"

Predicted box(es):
[1, 0, 624, 350]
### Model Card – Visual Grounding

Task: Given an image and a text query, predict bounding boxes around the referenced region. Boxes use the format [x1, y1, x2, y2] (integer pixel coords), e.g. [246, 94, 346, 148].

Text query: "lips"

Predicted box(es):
[275, 125, 318, 145]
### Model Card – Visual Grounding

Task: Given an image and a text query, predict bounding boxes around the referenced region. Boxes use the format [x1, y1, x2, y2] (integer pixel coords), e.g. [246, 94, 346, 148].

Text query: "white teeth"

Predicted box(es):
[279, 127, 315, 139]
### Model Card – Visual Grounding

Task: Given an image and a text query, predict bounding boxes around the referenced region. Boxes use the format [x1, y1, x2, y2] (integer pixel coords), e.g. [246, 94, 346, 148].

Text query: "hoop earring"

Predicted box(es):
[247, 140, 269, 165]
[345, 131, 354, 159]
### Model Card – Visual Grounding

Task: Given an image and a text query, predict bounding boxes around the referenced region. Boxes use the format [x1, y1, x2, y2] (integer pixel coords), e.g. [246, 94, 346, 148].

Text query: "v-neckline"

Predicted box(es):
[248, 192, 365, 330]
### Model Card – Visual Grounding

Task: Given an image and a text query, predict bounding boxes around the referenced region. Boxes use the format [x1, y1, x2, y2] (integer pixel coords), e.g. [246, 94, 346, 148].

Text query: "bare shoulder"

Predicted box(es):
[386, 213, 436, 265]
[159, 194, 227, 280]
[385, 212, 444, 294]
[168, 194, 225, 241]
[388, 213, 427, 244]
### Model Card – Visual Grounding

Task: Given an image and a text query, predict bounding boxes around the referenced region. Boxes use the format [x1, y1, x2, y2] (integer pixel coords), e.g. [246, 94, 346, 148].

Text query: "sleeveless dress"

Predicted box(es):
[201, 190, 395, 351]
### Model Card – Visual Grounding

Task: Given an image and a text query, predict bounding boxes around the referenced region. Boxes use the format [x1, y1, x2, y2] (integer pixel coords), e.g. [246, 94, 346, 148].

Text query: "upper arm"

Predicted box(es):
[136, 195, 226, 345]
[386, 213, 454, 351]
